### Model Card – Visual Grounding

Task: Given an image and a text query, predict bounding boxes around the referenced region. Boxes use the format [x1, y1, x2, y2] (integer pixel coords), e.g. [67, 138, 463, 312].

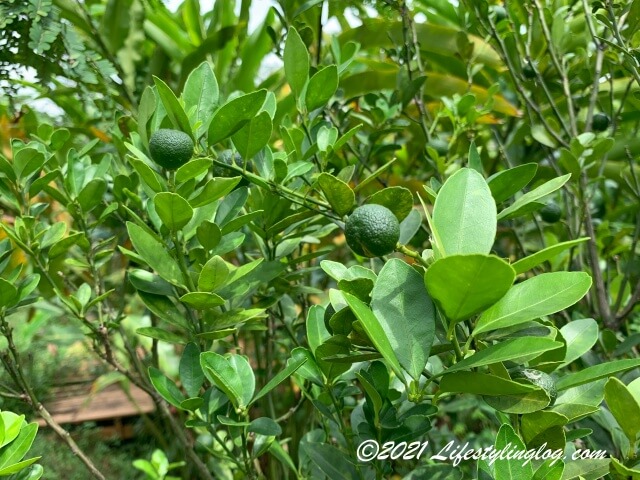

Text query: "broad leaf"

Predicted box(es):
[425, 254, 515, 323]
[560, 318, 598, 366]
[556, 359, 640, 391]
[473, 272, 592, 336]
[497, 174, 571, 220]
[512, 238, 589, 274]
[317, 173, 354, 216]
[179, 342, 204, 398]
[148, 367, 185, 409]
[126, 222, 183, 285]
[432, 168, 497, 256]
[208, 90, 267, 145]
[182, 61, 218, 139]
[371, 259, 435, 380]
[487, 163, 538, 204]
[306, 65, 338, 111]
[231, 111, 272, 160]
[604, 377, 640, 444]
[154, 192, 193, 231]
[284, 27, 309, 98]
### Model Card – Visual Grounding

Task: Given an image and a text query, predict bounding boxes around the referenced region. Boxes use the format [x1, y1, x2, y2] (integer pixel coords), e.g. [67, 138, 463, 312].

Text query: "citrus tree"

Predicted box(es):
[1, 1, 640, 479]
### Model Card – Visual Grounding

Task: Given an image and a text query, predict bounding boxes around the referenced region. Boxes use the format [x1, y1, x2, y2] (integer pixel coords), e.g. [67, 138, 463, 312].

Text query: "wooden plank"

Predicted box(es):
[36, 383, 155, 427]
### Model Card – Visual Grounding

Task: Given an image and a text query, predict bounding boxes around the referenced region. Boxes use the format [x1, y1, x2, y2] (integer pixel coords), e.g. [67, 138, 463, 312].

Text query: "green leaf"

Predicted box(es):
[208, 90, 267, 145]
[137, 292, 189, 330]
[153, 76, 193, 139]
[198, 256, 229, 292]
[190, 177, 241, 208]
[468, 141, 483, 174]
[439, 372, 539, 396]
[473, 272, 592, 336]
[248, 418, 282, 436]
[182, 61, 219, 139]
[136, 327, 186, 344]
[315, 335, 352, 381]
[154, 192, 194, 231]
[0, 457, 41, 476]
[497, 174, 571, 220]
[175, 158, 212, 184]
[433, 168, 496, 256]
[521, 410, 569, 445]
[512, 238, 589, 274]
[445, 337, 563, 374]
[556, 359, 640, 391]
[560, 318, 599, 367]
[284, 27, 309, 98]
[13, 148, 45, 181]
[179, 292, 225, 310]
[487, 163, 538, 204]
[302, 442, 358, 480]
[77, 178, 107, 212]
[306, 305, 331, 355]
[0, 279, 19, 308]
[425, 254, 515, 323]
[368, 186, 414, 222]
[252, 354, 307, 404]
[493, 424, 533, 480]
[561, 458, 610, 480]
[126, 222, 183, 285]
[342, 292, 405, 380]
[605, 377, 640, 444]
[306, 65, 338, 111]
[231, 111, 272, 160]
[0, 413, 23, 449]
[200, 353, 254, 409]
[483, 389, 552, 414]
[317, 173, 354, 216]
[148, 367, 185, 409]
[371, 259, 435, 381]
[179, 342, 204, 398]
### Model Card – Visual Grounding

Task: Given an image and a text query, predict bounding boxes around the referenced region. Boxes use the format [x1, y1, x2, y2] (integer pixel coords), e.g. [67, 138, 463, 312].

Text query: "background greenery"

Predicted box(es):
[0, 0, 639, 479]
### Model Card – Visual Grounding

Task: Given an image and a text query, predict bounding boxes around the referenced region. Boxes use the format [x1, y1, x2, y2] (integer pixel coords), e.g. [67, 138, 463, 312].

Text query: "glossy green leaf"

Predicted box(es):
[497, 174, 571, 220]
[77, 178, 107, 212]
[198, 256, 229, 292]
[445, 337, 563, 374]
[0, 279, 19, 309]
[494, 424, 533, 480]
[371, 259, 435, 380]
[512, 238, 589, 274]
[248, 417, 282, 436]
[425, 254, 515, 323]
[252, 354, 307, 404]
[136, 327, 186, 344]
[440, 372, 539, 395]
[521, 411, 569, 445]
[231, 111, 272, 160]
[137, 292, 189, 330]
[306, 305, 331, 355]
[148, 367, 185, 409]
[560, 458, 610, 480]
[200, 352, 254, 409]
[433, 168, 496, 256]
[179, 292, 225, 309]
[175, 158, 212, 184]
[315, 335, 352, 381]
[317, 173, 354, 216]
[126, 222, 183, 285]
[179, 342, 204, 398]
[306, 65, 338, 111]
[487, 163, 538, 204]
[368, 186, 414, 222]
[154, 192, 193, 231]
[284, 27, 309, 98]
[208, 90, 267, 145]
[474, 272, 592, 336]
[484, 389, 552, 414]
[342, 292, 405, 380]
[153, 76, 193, 138]
[556, 359, 640, 391]
[302, 442, 358, 480]
[182, 61, 218, 139]
[560, 318, 599, 366]
[604, 377, 640, 444]
[190, 177, 241, 208]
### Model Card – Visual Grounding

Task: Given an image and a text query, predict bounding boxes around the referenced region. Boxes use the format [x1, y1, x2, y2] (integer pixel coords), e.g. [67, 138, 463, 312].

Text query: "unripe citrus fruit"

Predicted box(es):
[540, 201, 562, 223]
[492, 5, 507, 22]
[592, 113, 610, 132]
[511, 368, 557, 405]
[212, 149, 251, 186]
[148, 129, 194, 171]
[345, 204, 400, 258]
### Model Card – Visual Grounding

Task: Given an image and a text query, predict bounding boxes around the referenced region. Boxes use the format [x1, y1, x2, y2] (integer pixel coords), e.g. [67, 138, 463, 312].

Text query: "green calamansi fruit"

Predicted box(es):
[522, 62, 537, 79]
[511, 368, 557, 405]
[345, 204, 400, 258]
[148, 129, 194, 171]
[540, 201, 562, 223]
[592, 113, 610, 132]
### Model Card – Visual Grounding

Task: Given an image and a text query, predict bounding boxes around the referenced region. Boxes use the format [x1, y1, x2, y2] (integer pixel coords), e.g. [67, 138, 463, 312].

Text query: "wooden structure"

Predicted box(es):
[36, 383, 156, 439]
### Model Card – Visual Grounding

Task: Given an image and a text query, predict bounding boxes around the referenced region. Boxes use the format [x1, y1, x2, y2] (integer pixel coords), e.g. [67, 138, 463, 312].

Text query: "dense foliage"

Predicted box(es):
[1, 0, 640, 479]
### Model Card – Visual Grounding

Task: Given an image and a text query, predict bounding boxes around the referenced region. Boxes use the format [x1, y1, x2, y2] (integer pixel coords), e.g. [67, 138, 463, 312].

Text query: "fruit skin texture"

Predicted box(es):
[540, 201, 562, 223]
[345, 204, 400, 258]
[511, 368, 557, 406]
[148, 129, 194, 171]
[592, 113, 610, 132]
